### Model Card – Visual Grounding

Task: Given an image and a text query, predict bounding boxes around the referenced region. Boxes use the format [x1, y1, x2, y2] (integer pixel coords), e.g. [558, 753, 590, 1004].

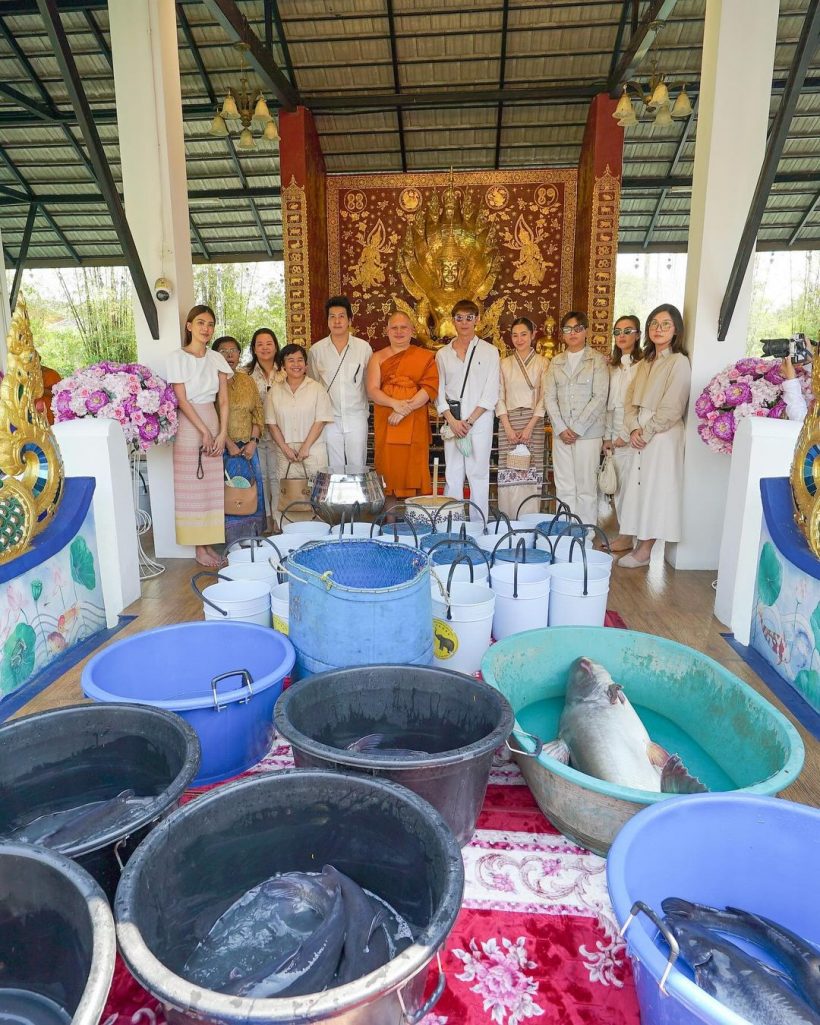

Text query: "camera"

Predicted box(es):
[154, 277, 172, 302]
[761, 332, 817, 365]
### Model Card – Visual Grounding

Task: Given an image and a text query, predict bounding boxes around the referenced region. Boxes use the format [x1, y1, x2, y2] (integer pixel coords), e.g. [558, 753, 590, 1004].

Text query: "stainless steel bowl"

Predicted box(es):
[310, 466, 385, 524]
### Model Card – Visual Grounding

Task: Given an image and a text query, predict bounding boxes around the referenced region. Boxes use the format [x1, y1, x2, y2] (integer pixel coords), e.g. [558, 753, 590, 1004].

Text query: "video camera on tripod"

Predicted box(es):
[760, 332, 818, 365]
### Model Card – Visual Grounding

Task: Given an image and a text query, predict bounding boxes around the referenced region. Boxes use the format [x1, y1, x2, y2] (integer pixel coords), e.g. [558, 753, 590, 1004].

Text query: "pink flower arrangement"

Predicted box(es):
[695, 357, 812, 455]
[52, 361, 178, 451]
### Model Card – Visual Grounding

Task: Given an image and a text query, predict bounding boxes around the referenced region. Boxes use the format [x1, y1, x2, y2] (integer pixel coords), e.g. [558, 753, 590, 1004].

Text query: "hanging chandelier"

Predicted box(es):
[612, 52, 693, 129]
[208, 43, 279, 150]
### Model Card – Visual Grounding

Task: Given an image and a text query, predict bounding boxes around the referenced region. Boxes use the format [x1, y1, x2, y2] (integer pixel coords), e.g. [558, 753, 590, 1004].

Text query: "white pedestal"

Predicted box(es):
[714, 416, 801, 643]
[52, 419, 141, 627]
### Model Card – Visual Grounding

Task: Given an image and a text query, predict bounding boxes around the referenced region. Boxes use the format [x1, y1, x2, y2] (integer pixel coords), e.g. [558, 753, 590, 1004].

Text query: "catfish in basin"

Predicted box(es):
[544, 657, 707, 793]
[663, 897, 820, 1014]
[346, 733, 428, 758]
[664, 915, 820, 1025]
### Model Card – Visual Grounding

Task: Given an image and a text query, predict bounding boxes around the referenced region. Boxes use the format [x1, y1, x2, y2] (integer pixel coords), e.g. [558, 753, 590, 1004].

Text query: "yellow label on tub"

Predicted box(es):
[433, 618, 458, 659]
[273, 615, 289, 635]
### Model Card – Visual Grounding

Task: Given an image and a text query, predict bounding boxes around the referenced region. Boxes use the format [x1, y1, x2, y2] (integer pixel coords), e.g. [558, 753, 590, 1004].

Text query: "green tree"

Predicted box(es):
[194, 263, 286, 352]
[57, 266, 136, 365]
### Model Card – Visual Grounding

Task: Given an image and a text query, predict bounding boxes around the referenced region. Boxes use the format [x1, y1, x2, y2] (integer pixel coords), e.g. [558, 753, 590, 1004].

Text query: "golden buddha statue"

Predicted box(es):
[0, 298, 64, 562]
[395, 179, 500, 348]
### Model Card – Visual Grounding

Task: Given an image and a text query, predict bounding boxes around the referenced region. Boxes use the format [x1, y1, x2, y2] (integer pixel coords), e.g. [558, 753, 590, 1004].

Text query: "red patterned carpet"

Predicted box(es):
[102, 734, 641, 1025]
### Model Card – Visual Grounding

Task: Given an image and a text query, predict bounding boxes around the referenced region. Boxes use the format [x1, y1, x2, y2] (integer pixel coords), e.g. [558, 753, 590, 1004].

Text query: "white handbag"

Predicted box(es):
[598, 451, 618, 496]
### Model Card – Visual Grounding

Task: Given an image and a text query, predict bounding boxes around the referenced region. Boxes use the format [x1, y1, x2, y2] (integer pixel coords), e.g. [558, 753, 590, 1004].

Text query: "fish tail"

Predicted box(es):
[347, 733, 385, 753]
[660, 754, 709, 794]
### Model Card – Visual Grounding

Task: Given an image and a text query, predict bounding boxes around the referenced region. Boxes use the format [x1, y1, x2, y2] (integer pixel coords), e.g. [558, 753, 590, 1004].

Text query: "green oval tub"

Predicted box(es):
[480, 626, 805, 856]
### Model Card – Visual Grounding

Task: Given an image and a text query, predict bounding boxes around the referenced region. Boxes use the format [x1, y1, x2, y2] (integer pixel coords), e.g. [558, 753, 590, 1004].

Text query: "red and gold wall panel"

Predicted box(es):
[326, 169, 577, 351]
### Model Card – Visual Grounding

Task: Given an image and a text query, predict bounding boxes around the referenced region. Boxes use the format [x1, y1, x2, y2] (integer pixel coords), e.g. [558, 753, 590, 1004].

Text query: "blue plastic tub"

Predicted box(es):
[607, 793, 820, 1025]
[480, 626, 804, 854]
[287, 539, 432, 677]
[82, 623, 295, 785]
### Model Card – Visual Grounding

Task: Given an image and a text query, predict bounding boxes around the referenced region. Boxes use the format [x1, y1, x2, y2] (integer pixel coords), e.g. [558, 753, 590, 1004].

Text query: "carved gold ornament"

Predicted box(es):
[0, 298, 64, 562]
[791, 355, 820, 556]
[395, 178, 500, 348]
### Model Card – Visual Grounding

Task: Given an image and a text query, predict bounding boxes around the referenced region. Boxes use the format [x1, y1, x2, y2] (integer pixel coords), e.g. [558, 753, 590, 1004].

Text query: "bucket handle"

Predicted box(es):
[395, 500, 435, 529]
[372, 501, 426, 546]
[557, 520, 612, 554]
[427, 537, 492, 593]
[486, 506, 511, 535]
[336, 502, 363, 537]
[398, 951, 445, 1024]
[211, 669, 254, 712]
[225, 535, 282, 564]
[190, 571, 231, 617]
[280, 499, 322, 525]
[567, 536, 589, 596]
[505, 727, 544, 759]
[620, 901, 679, 996]
[433, 498, 486, 531]
[516, 492, 571, 520]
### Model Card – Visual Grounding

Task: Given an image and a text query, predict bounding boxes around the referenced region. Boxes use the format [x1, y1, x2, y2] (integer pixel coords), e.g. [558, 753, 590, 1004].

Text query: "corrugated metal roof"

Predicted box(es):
[0, 0, 819, 266]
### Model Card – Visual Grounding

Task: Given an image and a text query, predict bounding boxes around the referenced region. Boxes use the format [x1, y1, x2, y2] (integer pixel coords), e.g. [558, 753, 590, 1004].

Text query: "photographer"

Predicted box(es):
[781, 356, 809, 421]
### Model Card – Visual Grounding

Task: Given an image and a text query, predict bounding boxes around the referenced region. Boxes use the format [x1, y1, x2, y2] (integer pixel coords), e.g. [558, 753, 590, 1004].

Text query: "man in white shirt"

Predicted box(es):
[436, 299, 500, 520]
[307, 295, 372, 471]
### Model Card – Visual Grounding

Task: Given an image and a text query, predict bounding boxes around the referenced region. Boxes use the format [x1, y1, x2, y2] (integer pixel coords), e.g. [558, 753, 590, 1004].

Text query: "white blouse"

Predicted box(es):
[435, 336, 500, 425]
[166, 348, 232, 405]
[606, 354, 637, 443]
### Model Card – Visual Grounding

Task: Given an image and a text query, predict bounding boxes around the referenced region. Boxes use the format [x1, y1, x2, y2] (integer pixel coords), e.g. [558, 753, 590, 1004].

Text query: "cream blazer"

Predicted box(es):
[623, 350, 691, 443]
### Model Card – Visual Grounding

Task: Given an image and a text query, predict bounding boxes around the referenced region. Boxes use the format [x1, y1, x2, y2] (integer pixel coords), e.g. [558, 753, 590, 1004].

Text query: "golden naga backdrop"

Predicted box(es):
[326, 169, 577, 353]
[791, 356, 820, 557]
[0, 298, 64, 563]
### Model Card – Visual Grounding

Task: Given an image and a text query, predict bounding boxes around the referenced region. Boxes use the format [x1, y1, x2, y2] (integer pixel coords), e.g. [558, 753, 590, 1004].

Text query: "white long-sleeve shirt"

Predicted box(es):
[605, 354, 637, 443]
[783, 377, 808, 421]
[435, 336, 500, 426]
[307, 334, 371, 431]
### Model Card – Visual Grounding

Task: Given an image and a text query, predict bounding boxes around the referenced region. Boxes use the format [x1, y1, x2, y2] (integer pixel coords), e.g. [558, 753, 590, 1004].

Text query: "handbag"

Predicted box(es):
[278, 461, 314, 521]
[224, 456, 258, 517]
[598, 451, 618, 496]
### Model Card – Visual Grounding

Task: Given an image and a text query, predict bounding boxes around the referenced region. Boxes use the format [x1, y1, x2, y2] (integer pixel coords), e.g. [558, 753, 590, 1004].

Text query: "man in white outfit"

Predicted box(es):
[544, 311, 608, 528]
[436, 299, 500, 521]
[307, 295, 372, 471]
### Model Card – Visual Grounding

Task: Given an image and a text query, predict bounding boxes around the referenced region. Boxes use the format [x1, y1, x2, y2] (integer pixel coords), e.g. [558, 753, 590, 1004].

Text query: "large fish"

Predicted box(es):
[663, 897, 820, 1013]
[665, 916, 820, 1025]
[323, 866, 388, 986]
[544, 658, 707, 793]
[9, 790, 144, 849]
[226, 866, 347, 999]
[346, 733, 427, 758]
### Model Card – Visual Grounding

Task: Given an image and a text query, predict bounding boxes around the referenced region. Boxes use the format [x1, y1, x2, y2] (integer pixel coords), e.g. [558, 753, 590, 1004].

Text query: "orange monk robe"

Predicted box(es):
[373, 346, 439, 498]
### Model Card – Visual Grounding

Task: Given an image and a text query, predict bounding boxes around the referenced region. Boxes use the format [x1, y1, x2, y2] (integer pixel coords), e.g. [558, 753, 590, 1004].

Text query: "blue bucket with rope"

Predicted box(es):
[287, 539, 434, 678]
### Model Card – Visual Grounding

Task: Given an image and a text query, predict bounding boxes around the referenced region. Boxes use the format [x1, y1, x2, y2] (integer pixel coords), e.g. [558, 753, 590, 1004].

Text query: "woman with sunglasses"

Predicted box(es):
[604, 315, 644, 552]
[543, 311, 609, 528]
[618, 303, 691, 568]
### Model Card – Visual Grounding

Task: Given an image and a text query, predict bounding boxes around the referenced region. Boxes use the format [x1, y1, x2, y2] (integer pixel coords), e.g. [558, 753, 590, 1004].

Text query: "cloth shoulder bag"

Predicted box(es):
[597, 451, 618, 496]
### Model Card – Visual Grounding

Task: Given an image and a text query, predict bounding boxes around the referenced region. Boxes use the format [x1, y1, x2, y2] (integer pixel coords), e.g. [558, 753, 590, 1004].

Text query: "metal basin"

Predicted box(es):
[311, 466, 385, 524]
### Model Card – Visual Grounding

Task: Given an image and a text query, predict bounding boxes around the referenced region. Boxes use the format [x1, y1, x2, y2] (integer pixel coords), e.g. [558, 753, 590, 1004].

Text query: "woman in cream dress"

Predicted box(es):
[604, 315, 643, 552]
[618, 304, 691, 568]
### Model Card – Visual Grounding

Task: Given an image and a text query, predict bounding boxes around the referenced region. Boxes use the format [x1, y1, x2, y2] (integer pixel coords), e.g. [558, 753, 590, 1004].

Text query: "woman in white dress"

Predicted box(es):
[247, 327, 284, 531]
[618, 304, 691, 568]
[603, 315, 643, 552]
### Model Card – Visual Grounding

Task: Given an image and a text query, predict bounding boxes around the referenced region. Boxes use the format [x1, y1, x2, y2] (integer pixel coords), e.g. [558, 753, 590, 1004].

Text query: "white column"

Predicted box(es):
[0, 229, 11, 370]
[108, 0, 195, 559]
[667, 0, 780, 570]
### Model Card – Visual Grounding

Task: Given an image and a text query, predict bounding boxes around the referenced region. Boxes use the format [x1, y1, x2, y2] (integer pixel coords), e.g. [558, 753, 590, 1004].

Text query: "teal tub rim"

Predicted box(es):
[288, 537, 431, 595]
[480, 625, 806, 805]
[606, 792, 820, 1025]
[82, 622, 295, 711]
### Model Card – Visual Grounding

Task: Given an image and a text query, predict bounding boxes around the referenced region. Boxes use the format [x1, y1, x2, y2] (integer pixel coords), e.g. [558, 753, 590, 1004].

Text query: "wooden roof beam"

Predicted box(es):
[718, 0, 820, 339]
[35, 0, 159, 337]
[200, 0, 299, 112]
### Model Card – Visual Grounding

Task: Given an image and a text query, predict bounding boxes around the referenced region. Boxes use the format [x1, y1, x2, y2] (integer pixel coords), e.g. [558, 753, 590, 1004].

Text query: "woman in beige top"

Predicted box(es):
[247, 327, 284, 531]
[496, 317, 549, 519]
[265, 344, 335, 522]
[618, 304, 691, 568]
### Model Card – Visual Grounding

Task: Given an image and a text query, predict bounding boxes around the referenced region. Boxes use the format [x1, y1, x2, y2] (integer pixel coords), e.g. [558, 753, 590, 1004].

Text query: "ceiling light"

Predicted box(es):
[205, 43, 279, 149]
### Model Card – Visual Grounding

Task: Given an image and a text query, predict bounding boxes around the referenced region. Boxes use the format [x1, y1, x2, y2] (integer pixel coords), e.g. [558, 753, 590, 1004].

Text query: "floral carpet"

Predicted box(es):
[101, 736, 641, 1025]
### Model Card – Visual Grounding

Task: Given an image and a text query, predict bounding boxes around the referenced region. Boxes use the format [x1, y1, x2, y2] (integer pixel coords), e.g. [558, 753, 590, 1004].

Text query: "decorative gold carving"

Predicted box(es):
[399, 188, 422, 213]
[0, 298, 64, 563]
[282, 177, 311, 349]
[344, 191, 367, 212]
[350, 218, 393, 291]
[791, 359, 820, 556]
[396, 177, 500, 348]
[506, 214, 550, 287]
[485, 184, 509, 210]
[477, 297, 508, 355]
[587, 165, 620, 353]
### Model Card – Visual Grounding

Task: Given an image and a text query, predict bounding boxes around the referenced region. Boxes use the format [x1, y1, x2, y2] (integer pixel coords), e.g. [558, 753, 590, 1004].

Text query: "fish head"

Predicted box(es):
[565, 657, 618, 705]
[665, 917, 718, 970]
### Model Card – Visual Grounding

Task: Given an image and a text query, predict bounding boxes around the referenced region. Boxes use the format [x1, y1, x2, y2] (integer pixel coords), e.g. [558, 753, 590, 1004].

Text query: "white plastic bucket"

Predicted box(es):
[221, 558, 281, 592]
[226, 537, 283, 566]
[490, 560, 552, 640]
[281, 520, 328, 536]
[550, 538, 614, 573]
[271, 581, 289, 635]
[329, 522, 374, 538]
[270, 532, 323, 556]
[431, 581, 495, 675]
[476, 526, 537, 554]
[198, 578, 272, 628]
[431, 558, 490, 588]
[547, 562, 610, 627]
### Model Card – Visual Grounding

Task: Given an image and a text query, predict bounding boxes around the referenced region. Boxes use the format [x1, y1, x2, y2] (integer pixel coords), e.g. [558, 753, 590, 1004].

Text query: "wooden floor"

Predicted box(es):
[14, 544, 819, 809]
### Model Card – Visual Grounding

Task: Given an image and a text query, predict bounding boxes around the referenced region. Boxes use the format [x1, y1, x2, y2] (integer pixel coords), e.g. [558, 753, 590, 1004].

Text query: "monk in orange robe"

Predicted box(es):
[367, 311, 439, 499]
